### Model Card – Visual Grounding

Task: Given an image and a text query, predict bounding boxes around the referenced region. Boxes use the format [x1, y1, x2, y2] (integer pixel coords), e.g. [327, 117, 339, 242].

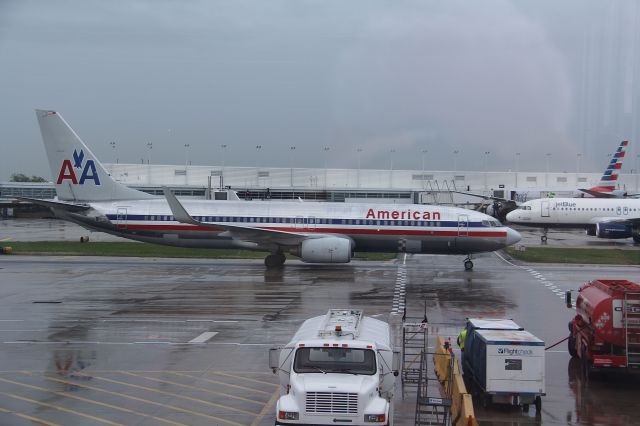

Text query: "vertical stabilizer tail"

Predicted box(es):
[36, 109, 153, 201]
[596, 140, 628, 190]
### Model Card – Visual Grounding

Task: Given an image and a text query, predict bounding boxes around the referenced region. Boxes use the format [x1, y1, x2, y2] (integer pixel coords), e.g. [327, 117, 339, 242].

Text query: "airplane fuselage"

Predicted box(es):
[506, 197, 640, 228]
[60, 198, 518, 255]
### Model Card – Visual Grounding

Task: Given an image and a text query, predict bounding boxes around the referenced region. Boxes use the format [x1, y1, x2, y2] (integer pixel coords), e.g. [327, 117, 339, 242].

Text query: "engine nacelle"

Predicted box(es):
[297, 237, 352, 263]
[596, 222, 633, 239]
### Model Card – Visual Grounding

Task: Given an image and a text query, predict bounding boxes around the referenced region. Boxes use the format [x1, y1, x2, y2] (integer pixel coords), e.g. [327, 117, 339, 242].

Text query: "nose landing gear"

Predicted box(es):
[541, 228, 548, 244]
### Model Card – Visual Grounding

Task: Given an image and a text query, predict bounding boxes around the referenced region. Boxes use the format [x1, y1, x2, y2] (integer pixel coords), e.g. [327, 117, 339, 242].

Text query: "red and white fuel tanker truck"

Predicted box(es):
[567, 279, 640, 376]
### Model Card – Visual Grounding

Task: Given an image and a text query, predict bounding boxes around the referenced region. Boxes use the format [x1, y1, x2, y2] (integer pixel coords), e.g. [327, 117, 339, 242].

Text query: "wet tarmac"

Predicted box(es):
[0, 253, 639, 425]
[1, 218, 639, 425]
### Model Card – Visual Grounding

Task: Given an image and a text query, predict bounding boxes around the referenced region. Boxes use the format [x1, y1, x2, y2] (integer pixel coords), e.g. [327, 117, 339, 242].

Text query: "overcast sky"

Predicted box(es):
[1, 0, 639, 181]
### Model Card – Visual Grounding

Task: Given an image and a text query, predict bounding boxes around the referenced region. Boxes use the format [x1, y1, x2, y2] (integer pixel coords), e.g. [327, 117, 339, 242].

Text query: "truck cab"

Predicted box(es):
[270, 310, 398, 426]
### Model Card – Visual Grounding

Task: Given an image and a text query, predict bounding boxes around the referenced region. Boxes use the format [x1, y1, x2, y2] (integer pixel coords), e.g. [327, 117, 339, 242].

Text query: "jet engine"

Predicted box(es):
[595, 222, 633, 239]
[295, 237, 352, 263]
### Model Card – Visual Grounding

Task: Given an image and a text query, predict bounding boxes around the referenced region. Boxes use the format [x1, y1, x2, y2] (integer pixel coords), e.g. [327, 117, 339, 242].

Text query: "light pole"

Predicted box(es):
[184, 144, 190, 167]
[483, 151, 491, 191]
[109, 141, 117, 163]
[357, 148, 363, 188]
[421, 149, 428, 178]
[146, 142, 153, 184]
[576, 153, 582, 174]
[220, 144, 228, 188]
[255, 145, 262, 186]
[146, 142, 153, 164]
[389, 149, 396, 188]
[323, 147, 330, 187]
[289, 146, 296, 188]
[515, 152, 520, 187]
[183, 143, 190, 185]
[545, 153, 551, 187]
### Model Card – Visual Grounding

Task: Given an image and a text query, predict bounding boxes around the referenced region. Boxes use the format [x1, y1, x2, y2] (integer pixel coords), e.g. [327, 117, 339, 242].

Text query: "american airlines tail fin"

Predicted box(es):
[579, 140, 629, 197]
[595, 140, 628, 190]
[36, 109, 154, 202]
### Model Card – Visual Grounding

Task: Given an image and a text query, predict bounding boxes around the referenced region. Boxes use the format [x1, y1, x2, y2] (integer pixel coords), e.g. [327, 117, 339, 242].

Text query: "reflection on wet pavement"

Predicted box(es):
[0, 238, 638, 424]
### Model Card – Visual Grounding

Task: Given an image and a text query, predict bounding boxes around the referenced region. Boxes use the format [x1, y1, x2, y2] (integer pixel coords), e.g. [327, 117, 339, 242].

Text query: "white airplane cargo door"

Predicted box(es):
[457, 214, 469, 237]
[116, 207, 128, 229]
[541, 201, 550, 218]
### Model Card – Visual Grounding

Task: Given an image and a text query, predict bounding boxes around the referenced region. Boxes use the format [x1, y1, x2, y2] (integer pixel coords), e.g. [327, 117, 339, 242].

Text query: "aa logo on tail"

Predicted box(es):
[57, 149, 101, 185]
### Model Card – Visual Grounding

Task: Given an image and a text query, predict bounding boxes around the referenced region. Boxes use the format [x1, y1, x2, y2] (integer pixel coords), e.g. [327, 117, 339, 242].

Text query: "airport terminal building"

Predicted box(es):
[1, 163, 639, 216]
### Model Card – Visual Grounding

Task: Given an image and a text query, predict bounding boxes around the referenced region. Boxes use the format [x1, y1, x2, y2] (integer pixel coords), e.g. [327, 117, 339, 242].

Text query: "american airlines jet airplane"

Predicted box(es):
[28, 110, 521, 269]
[506, 197, 640, 243]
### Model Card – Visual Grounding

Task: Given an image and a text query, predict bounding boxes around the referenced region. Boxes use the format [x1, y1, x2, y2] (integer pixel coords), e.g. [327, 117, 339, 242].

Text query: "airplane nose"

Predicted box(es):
[505, 227, 522, 246]
[505, 210, 516, 222]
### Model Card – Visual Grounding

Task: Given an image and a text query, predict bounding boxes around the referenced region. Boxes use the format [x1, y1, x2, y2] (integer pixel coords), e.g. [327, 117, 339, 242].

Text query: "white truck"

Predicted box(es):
[269, 309, 399, 426]
[461, 318, 545, 412]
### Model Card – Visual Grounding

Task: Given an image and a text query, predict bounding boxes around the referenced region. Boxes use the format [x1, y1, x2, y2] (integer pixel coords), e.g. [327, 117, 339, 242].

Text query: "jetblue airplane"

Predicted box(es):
[27, 109, 521, 269]
[506, 197, 640, 243]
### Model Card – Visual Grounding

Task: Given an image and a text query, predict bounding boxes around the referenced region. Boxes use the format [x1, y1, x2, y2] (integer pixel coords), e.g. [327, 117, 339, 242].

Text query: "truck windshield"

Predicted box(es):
[293, 347, 376, 375]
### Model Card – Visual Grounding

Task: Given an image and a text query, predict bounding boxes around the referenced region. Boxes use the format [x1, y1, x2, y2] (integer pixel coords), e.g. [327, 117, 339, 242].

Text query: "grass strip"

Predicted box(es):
[0, 241, 396, 261]
[506, 247, 640, 265]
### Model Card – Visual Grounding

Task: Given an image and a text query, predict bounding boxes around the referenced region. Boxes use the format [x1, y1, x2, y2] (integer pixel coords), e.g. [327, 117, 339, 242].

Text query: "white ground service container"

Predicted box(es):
[462, 319, 545, 411]
[270, 309, 399, 426]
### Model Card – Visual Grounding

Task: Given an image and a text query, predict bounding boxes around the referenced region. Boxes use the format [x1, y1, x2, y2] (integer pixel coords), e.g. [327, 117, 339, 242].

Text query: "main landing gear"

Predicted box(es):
[464, 256, 474, 271]
[265, 252, 286, 268]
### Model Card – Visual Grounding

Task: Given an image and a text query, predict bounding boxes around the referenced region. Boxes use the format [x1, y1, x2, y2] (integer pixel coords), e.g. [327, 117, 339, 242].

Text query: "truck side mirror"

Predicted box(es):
[269, 347, 280, 373]
[565, 291, 572, 309]
[392, 350, 401, 376]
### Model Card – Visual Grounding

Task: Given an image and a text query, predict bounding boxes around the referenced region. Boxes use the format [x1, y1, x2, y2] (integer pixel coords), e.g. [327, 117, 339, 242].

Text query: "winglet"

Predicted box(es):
[162, 187, 201, 226]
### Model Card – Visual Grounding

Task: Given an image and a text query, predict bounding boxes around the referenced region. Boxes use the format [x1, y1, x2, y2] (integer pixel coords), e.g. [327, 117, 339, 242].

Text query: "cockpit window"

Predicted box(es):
[482, 220, 491, 227]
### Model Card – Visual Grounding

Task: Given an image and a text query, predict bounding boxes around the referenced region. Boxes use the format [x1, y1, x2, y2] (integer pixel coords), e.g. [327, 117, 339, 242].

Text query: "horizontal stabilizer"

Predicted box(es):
[578, 189, 618, 198]
[17, 197, 91, 212]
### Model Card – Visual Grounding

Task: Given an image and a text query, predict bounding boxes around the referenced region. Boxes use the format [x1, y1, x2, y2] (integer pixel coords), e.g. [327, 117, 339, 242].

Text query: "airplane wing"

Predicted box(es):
[17, 197, 91, 212]
[163, 188, 310, 246]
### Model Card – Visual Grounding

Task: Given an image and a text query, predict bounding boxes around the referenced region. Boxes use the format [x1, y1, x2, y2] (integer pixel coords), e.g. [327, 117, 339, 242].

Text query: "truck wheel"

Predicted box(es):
[534, 396, 542, 412]
[568, 336, 577, 357]
[523, 404, 530, 412]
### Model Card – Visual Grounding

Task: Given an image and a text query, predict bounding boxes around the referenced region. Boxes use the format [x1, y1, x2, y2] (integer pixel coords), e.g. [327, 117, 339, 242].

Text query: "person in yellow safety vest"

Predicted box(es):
[457, 327, 468, 351]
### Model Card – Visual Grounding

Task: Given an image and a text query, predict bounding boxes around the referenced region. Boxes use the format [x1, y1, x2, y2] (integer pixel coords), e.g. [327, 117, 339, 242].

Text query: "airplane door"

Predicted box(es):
[541, 201, 550, 217]
[116, 207, 128, 230]
[295, 216, 303, 229]
[616, 206, 622, 215]
[623, 206, 629, 215]
[308, 216, 316, 230]
[457, 214, 469, 237]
